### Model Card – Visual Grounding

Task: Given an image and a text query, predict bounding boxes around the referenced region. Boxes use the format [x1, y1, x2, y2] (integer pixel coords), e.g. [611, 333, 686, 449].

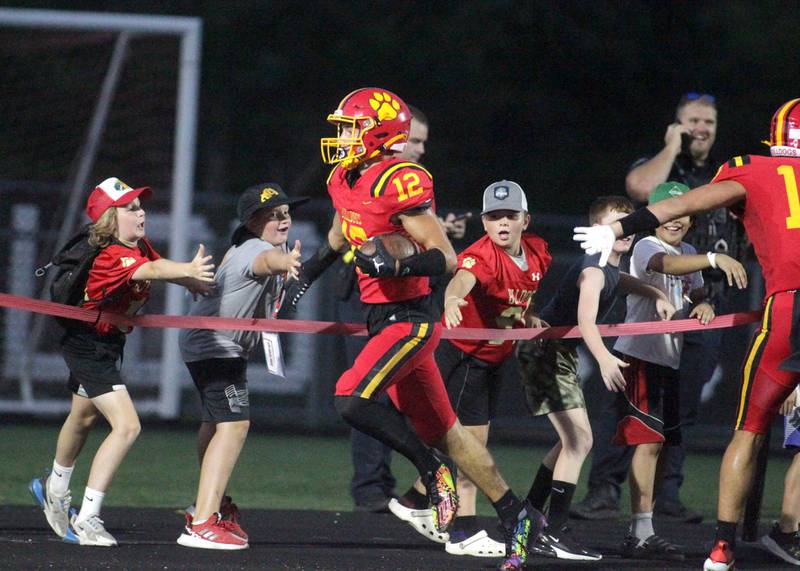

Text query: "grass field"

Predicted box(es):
[2, 424, 792, 520]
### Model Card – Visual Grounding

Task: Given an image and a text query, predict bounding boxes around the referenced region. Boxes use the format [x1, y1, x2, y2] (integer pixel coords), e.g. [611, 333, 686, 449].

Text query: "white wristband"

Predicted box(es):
[707, 252, 717, 269]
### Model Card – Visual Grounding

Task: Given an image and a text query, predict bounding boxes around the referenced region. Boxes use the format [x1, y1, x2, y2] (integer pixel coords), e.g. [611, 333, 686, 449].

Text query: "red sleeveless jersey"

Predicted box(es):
[327, 158, 435, 304]
[712, 155, 800, 298]
[448, 233, 551, 364]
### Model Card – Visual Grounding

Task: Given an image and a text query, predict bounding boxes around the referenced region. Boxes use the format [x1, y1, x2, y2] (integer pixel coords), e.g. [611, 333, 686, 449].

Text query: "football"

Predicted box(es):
[359, 233, 420, 260]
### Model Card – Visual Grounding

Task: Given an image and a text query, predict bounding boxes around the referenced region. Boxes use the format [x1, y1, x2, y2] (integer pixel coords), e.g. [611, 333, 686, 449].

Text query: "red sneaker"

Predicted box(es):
[177, 513, 248, 550]
[704, 539, 735, 571]
[220, 495, 248, 541]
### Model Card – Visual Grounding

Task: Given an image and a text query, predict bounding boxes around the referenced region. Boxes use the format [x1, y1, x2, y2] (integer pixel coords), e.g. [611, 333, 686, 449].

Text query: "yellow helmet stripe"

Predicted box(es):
[775, 98, 800, 146]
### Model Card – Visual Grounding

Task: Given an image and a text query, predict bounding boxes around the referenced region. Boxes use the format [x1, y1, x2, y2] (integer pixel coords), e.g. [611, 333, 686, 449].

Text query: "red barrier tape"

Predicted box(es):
[0, 292, 761, 341]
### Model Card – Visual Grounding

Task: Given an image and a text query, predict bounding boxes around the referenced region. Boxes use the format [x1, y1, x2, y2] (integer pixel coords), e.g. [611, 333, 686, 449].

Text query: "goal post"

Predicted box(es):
[0, 8, 202, 419]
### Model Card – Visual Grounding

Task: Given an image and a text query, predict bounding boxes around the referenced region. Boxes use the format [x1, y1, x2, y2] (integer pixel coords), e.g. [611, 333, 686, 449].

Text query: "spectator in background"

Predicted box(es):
[573, 93, 745, 524]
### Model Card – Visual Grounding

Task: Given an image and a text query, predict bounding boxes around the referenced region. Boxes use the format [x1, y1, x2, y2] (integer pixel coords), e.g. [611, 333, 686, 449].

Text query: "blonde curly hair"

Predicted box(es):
[88, 207, 118, 248]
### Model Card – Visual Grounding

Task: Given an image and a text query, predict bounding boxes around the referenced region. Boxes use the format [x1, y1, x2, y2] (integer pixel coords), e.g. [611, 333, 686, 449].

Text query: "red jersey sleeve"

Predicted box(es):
[86, 240, 158, 299]
[457, 236, 497, 285]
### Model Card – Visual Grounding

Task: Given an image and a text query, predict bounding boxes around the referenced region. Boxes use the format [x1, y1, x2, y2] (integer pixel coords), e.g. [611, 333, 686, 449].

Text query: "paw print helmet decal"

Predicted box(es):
[321, 87, 411, 170]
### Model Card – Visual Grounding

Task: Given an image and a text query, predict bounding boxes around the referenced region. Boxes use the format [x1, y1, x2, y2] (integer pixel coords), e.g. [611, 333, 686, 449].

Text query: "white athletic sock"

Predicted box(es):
[76, 487, 105, 522]
[48, 460, 74, 496]
[630, 511, 654, 542]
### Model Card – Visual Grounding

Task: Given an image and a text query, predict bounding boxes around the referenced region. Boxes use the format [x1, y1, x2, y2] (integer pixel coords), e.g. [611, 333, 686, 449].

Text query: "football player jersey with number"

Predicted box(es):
[327, 157, 435, 304]
[83, 238, 160, 334]
[712, 155, 800, 298]
[448, 233, 551, 364]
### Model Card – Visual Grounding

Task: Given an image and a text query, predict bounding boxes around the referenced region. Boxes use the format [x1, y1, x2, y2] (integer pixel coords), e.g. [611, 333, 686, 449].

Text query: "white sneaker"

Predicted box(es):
[387, 498, 449, 543]
[70, 514, 118, 546]
[445, 529, 506, 557]
[28, 474, 72, 538]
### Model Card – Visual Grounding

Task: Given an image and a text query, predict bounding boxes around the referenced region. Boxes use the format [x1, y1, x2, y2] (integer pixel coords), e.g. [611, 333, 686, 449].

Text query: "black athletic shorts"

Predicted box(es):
[61, 330, 126, 399]
[186, 358, 250, 423]
[437, 338, 502, 426]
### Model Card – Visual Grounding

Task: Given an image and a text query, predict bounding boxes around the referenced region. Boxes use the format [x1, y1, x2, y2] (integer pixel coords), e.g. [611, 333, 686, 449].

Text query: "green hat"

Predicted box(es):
[649, 181, 690, 205]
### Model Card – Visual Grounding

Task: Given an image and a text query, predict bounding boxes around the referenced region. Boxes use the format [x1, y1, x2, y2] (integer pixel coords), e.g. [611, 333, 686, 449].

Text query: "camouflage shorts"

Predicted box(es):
[517, 338, 585, 416]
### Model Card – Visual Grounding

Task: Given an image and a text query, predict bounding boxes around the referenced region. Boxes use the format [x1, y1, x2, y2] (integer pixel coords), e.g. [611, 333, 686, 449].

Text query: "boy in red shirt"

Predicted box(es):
[29, 177, 214, 546]
[390, 180, 551, 559]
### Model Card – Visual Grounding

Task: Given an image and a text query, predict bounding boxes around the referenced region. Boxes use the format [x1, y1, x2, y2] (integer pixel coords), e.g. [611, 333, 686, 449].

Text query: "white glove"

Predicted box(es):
[572, 225, 616, 267]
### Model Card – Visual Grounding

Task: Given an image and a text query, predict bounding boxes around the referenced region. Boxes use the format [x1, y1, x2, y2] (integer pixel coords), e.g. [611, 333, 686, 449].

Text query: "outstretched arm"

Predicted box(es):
[443, 269, 477, 329]
[132, 244, 214, 283]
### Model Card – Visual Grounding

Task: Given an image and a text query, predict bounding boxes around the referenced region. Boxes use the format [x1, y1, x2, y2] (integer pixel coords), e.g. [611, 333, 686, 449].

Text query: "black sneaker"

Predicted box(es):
[621, 534, 685, 561]
[760, 522, 800, 566]
[534, 524, 602, 561]
[654, 499, 703, 524]
[569, 489, 620, 520]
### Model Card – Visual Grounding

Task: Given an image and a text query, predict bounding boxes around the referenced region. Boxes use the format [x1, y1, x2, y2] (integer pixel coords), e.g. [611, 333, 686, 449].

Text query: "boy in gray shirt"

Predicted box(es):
[178, 183, 305, 550]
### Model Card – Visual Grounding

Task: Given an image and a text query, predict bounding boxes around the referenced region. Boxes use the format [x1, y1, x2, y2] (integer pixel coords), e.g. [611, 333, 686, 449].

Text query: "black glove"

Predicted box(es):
[354, 239, 398, 277]
[277, 274, 312, 317]
[277, 241, 341, 316]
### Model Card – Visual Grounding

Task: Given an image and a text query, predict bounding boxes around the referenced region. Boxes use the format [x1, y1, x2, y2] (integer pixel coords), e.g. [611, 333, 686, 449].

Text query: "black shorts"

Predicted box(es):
[437, 338, 501, 426]
[613, 354, 681, 446]
[186, 358, 250, 423]
[61, 330, 126, 399]
[366, 295, 439, 337]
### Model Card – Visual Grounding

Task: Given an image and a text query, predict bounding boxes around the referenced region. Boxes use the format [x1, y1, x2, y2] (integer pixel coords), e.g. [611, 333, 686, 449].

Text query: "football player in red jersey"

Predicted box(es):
[28, 178, 214, 547]
[573, 99, 800, 570]
[292, 88, 545, 569]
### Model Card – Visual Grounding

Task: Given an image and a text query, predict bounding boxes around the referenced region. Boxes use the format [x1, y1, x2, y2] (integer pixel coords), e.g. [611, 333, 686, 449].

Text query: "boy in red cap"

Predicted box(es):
[29, 177, 214, 546]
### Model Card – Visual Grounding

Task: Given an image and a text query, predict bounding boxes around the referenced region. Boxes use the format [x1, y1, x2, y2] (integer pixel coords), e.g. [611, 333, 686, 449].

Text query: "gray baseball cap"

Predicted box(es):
[481, 180, 528, 214]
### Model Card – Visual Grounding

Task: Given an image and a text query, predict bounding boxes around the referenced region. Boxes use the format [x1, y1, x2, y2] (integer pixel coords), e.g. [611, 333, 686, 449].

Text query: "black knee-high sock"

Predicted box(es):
[492, 490, 525, 530]
[335, 395, 438, 475]
[715, 520, 737, 548]
[526, 464, 554, 512]
[547, 480, 576, 530]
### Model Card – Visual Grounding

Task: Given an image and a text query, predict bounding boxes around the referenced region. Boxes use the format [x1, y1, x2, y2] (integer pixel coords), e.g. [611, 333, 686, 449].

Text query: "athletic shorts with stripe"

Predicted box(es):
[334, 296, 457, 444]
[438, 338, 502, 426]
[613, 354, 681, 446]
[736, 291, 800, 434]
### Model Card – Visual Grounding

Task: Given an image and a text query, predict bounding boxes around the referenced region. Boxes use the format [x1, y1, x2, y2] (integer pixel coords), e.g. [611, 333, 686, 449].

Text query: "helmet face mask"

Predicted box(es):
[321, 88, 410, 170]
[769, 98, 800, 158]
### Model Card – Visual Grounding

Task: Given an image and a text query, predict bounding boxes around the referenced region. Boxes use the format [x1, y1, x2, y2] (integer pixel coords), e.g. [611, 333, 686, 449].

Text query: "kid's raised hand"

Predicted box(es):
[716, 254, 748, 289]
[444, 295, 468, 329]
[780, 390, 797, 416]
[690, 302, 715, 325]
[189, 244, 215, 282]
[284, 240, 302, 281]
[599, 353, 628, 392]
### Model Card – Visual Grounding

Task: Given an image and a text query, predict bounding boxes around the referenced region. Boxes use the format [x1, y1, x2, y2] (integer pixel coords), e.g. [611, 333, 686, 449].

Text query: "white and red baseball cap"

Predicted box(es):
[86, 177, 153, 222]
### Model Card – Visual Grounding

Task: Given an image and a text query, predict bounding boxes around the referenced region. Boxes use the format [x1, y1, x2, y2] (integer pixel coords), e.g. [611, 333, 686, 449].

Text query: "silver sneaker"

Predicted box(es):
[28, 474, 72, 538]
[70, 513, 118, 546]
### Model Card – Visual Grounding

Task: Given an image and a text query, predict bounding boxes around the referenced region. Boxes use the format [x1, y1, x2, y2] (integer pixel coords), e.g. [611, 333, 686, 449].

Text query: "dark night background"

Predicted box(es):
[2, 0, 798, 215]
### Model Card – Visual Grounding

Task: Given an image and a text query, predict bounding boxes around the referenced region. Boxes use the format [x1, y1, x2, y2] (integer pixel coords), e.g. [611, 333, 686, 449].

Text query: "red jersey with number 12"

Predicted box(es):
[712, 155, 800, 298]
[327, 158, 435, 304]
[448, 233, 551, 364]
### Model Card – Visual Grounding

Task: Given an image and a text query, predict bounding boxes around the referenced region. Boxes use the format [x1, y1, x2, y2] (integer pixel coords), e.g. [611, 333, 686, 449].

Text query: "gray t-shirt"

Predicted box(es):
[614, 236, 703, 369]
[179, 238, 283, 362]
